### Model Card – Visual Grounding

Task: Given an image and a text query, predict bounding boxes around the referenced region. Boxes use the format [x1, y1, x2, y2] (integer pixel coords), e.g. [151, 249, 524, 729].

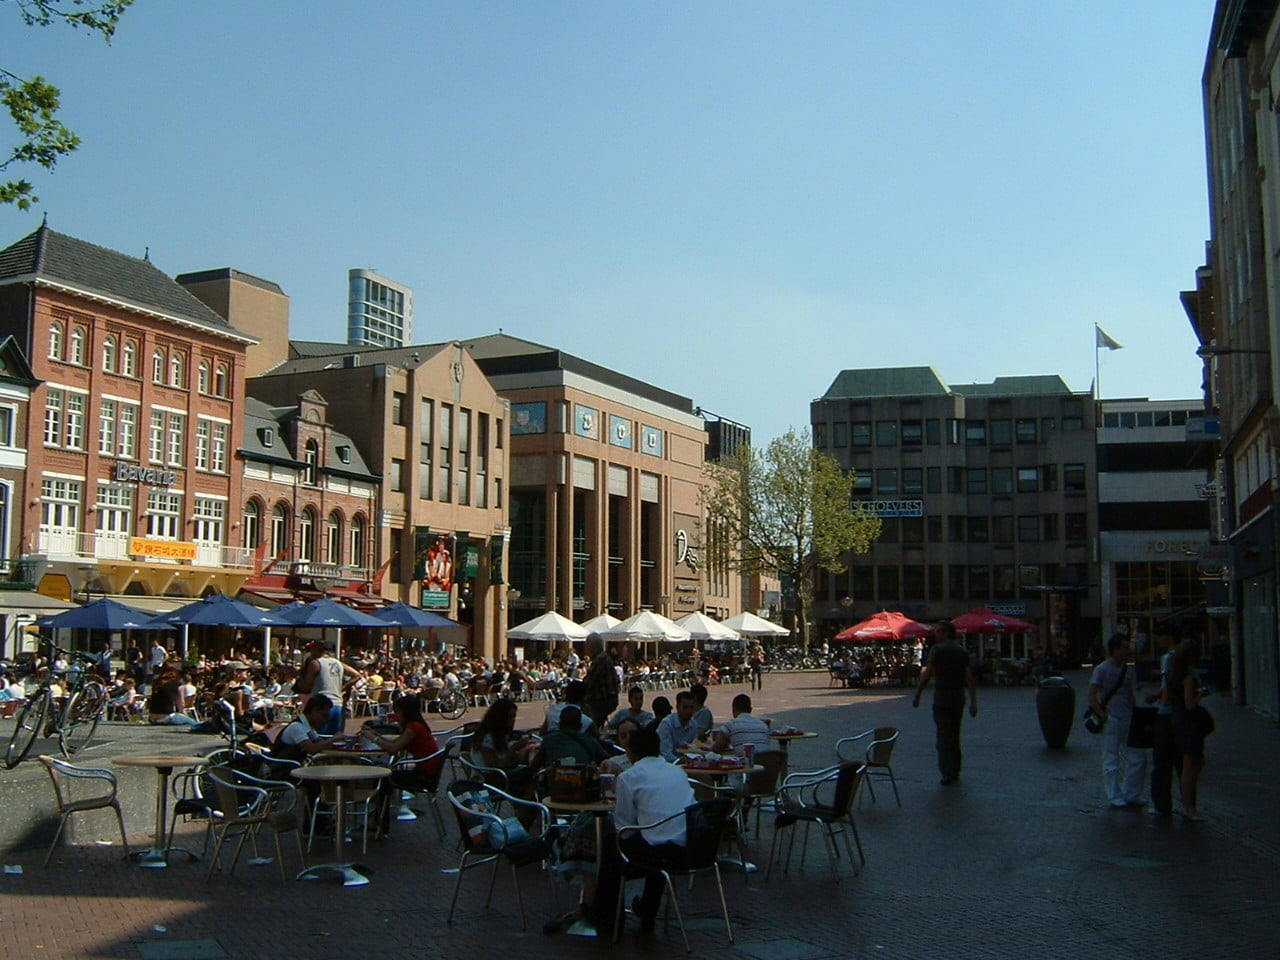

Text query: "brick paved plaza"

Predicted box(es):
[0, 671, 1277, 960]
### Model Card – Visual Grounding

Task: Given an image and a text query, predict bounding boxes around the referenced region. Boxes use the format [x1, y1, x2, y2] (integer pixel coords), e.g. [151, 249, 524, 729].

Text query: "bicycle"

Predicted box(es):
[4, 643, 108, 768]
[423, 686, 467, 721]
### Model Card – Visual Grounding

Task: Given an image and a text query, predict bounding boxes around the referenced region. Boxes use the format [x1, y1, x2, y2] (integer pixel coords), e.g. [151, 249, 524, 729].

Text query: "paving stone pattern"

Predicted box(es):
[0, 670, 1277, 959]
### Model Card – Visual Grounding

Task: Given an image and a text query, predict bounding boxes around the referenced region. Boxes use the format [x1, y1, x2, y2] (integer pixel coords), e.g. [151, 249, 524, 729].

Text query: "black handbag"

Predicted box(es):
[1083, 663, 1128, 735]
[1189, 704, 1215, 737]
[1127, 705, 1158, 749]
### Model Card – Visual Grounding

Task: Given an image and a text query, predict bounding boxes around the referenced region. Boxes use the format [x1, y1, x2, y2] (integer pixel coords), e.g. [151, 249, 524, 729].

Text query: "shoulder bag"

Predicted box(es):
[1083, 663, 1127, 735]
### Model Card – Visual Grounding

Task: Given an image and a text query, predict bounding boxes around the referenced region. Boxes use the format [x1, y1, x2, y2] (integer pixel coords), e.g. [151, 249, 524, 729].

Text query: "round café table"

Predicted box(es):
[115, 754, 209, 868]
[291, 764, 390, 886]
[768, 730, 819, 754]
[544, 797, 616, 938]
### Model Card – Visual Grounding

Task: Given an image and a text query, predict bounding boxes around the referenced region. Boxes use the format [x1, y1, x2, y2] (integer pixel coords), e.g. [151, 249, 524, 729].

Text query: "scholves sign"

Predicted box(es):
[114, 461, 177, 487]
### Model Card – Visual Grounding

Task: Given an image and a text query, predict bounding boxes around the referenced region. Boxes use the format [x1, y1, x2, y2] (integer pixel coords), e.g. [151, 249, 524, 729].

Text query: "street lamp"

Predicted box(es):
[1196, 344, 1270, 358]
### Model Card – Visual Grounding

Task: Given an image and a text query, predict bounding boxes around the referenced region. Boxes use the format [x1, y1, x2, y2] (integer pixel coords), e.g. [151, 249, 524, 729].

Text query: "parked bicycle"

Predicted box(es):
[4, 643, 108, 768]
[423, 685, 467, 720]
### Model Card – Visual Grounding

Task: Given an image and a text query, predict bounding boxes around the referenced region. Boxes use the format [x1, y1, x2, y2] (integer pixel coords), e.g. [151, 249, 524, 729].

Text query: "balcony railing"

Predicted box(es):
[35, 531, 255, 569]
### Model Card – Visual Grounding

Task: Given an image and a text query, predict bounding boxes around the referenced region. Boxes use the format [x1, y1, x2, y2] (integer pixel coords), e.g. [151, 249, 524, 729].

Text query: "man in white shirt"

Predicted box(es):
[612, 727, 695, 929]
[656, 691, 700, 761]
[712, 694, 772, 756]
[271, 695, 336, 763]
[148, 640, 167, 677]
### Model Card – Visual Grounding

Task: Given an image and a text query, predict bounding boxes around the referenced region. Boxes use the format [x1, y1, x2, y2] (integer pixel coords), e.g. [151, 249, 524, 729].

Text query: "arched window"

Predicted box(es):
[213, 363, 228, 398]
[242, 500, 261, 550]
[122, 339, 138, 377]
[271, 503, 289, 556]
[170, 352, 185, 388]
[349, 514, 366, 569]
[69, 326, 86, 365]
[304, 439, 319, 485]
[325, 511, 342, 564]
[197, 361, 209, 394]
[102, 336, 117, 373]
[152, 349, 165, 384]
[48, 321, 63, 360]
[298, 507, 316, 562]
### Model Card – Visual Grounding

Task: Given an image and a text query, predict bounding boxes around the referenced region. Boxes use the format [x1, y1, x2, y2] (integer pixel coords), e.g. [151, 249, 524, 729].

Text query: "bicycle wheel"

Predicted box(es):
[4, 689, 51, 769]
[440, 689, 467, 721]
[60, 682, 105, 756]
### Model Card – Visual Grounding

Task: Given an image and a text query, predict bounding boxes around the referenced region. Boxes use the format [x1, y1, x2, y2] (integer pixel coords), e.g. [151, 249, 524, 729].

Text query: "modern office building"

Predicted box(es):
[458, 333, 743, 628]
[1097, 399, 1214, 649]
[810, 366, 1099, 661]
[347, 269, 412, 348]
[0, 223, 257, 615]
[246, 341, 511, 660]
[1186, 0, 1280, 717]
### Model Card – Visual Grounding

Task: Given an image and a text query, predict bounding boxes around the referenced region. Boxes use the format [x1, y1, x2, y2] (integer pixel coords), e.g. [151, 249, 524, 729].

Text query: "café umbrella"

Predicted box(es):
[275, 598, 388, 660]
[721, 611, 789, 638]
[40, 597, 173, 632]
[370, 602, 460, 654]
[950, 607, 1037, 634]
[674, 611, 740, 644]
[506, 611, 590, 643]
[834, 610, 934, 643]
[146, 593, 290, 662]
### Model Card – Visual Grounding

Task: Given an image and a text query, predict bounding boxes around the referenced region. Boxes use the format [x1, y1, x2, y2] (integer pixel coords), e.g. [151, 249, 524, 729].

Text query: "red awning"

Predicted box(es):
[835, 610, 934, 643]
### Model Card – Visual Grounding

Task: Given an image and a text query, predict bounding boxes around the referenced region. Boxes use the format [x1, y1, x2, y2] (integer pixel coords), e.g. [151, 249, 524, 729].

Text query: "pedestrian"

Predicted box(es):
[1148, 622, 1182, 816]
[1168, 635, 1208, 821]
[583, 638, 620, 727]
[1088, 634, 1146, 809]
[749, 644, 765, 691]
[912, 620, 976, 785]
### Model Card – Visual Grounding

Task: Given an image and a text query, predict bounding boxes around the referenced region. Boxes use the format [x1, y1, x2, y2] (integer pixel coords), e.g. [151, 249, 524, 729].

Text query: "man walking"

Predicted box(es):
[912, 621, 976, 785]
[1089, 634, 1146, 808]
[583, 639, 620, 727]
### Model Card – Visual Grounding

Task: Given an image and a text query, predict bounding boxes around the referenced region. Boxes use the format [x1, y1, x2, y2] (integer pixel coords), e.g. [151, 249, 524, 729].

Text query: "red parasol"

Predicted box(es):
[950, 607, 1037, 634]
[835, 610, 935, 643]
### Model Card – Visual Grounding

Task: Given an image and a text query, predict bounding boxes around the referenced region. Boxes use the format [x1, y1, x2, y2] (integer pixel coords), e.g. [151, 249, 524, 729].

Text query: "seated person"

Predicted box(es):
[361, 694, 442, 783]
[470, 698, 538, 794]
[542, 680, 596, 735]
[656, 691, 700, 761]
[271, 694, 337, 762]
[712, 694, 772, 756]
[689, 683, 714, 738]
[610, 727, 696, 931]
[607, 686, 654, 732]
[601, 718, 641, 775]
[532, 705, 606, 771]
[108, 677, 138, 711]
[147, 668, 198, 726]
[645, 696, 672, 734]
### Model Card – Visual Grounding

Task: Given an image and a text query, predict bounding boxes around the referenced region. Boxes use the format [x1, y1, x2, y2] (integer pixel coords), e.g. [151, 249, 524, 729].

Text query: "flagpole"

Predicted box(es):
[1094, 323, 1102, 402]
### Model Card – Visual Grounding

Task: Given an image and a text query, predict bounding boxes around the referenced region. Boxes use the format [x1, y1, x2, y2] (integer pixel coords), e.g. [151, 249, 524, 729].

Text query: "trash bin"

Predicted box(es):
[1036, 675, 1075, 748]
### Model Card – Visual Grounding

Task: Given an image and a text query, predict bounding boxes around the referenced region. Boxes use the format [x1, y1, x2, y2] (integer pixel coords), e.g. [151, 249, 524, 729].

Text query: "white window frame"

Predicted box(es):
[121, 339, 137, 377]
[98, 399, 117, 455]
[44, 389, 63, 446]
[118, 403, 137, 459]
[64, 393, 85, 449]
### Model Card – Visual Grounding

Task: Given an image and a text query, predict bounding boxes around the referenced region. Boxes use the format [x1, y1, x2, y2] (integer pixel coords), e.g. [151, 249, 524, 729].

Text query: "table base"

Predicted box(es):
[718, 856, 757, 874]
[297, 862, 373, 887]
[129, 845, 200, 869]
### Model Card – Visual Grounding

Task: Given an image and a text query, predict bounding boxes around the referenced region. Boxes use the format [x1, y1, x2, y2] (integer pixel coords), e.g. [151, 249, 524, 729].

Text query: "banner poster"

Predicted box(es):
[489, 536, 505, 585]
[415, 529, 454, 608]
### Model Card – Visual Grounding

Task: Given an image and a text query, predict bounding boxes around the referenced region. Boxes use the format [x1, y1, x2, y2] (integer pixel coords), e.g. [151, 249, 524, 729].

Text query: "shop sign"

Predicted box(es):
[675, 528, 700, 572]
[114, 461, 177, 487]
[854, 499, 924, 518]
[990, 602, 1027, 616]
[130, 538, 196, 561]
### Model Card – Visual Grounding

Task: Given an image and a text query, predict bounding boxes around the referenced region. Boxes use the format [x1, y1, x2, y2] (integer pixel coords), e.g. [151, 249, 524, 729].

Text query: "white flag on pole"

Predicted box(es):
[1095, 326, 1123, 351]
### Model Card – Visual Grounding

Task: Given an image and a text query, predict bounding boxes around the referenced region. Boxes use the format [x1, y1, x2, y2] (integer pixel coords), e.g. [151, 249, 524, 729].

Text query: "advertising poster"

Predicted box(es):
[414, 528, 454, 608]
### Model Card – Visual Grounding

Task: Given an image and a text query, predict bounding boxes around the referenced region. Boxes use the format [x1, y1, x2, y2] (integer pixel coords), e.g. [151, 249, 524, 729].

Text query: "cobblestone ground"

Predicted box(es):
[0, 670, 1277, 960]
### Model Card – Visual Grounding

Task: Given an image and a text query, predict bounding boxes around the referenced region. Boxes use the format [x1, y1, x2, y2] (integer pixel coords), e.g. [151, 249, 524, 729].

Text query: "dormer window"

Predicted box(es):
[304, 439, 319, 485]
[336, 445, 351, 464]
[259, 427, 274, 447]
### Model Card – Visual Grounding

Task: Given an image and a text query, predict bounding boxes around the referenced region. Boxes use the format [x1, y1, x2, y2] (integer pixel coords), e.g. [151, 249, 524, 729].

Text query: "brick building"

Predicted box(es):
[0, 224, 256, 613]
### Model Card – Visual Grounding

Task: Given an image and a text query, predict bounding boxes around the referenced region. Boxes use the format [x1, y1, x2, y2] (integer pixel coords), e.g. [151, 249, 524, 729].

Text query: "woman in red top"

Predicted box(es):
[362, 695, 442, 785]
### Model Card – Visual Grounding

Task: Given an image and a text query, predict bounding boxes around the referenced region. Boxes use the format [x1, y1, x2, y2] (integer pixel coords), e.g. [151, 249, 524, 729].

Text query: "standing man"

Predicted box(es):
[1148, 622, 1182, 816]
[1089, 634, 1146, 808]
[912, 621, 977, 785]
[297, 640, 364, 736]
[584, 638, 620, 727]
[749, 644, 765, 691]
[148, 638, 168, 678]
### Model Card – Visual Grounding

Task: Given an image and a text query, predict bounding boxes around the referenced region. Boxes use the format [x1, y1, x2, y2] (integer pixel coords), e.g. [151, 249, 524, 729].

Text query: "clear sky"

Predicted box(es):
[2, 1, 1214, 443]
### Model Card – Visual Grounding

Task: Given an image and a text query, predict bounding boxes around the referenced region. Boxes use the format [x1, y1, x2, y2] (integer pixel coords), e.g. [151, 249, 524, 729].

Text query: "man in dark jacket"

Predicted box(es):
[583, 639, 620, 727]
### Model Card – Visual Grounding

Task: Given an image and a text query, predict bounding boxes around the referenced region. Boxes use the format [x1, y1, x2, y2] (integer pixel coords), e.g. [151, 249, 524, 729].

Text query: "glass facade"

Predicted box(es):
[347, 270, 412, 347]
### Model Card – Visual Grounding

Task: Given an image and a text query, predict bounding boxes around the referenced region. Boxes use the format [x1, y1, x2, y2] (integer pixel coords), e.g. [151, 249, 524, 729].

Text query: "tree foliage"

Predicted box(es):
[1, 1, 133, 209]
[701, 427, 881, 642]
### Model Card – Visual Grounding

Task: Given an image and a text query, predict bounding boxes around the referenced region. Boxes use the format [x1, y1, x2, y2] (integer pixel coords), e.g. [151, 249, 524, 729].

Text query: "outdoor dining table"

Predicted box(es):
[544, 796, 616, 938]
[291, 764, 390, 887]
[114, 754, 209, 868]
[767, 730, 819, 753]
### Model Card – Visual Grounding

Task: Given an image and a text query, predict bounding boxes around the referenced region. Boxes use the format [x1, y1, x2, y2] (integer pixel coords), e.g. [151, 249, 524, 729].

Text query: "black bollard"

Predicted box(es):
[1036, 675, 1075, 748]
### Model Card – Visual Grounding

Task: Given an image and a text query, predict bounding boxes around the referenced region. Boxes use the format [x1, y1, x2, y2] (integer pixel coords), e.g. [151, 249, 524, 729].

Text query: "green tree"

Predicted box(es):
[702, 427, 881, 647]
[1, 0, 133, 209]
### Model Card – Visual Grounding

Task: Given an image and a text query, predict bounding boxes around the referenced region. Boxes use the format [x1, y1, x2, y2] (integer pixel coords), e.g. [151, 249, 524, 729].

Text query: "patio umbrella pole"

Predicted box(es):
[262, 627, 271, 666]
[180, 624, 189, 661]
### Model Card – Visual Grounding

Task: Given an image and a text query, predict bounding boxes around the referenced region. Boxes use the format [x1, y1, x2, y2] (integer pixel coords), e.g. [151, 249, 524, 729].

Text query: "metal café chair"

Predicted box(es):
[836, 728, 901, 807]
[205, 766, 307, 883]
[766, 761, 866, 884]
[37, 755, 129, 867]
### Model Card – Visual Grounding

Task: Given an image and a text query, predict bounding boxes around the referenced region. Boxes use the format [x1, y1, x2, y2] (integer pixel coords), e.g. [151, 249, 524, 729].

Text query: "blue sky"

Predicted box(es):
[2, 1, 1213, 443]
